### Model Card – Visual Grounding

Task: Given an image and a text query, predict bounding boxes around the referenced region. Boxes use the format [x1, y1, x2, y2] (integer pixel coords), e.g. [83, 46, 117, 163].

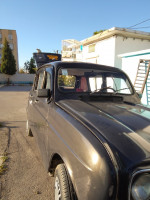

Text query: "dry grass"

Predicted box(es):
[0, 154, 8, 175]
[0, 122, 3, 128]
[0, 164, 7, 175]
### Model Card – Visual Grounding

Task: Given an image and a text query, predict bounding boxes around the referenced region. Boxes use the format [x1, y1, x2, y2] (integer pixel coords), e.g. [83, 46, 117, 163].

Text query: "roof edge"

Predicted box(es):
[63, 27, 150, 48]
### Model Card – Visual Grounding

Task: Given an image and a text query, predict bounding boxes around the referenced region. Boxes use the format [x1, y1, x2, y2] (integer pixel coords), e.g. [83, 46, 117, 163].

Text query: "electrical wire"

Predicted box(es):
[127, 18, 150, 29]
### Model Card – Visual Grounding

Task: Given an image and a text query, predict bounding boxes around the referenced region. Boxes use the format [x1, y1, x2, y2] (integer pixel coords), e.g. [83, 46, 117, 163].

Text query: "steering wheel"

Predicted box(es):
[99, 86, 116, 92]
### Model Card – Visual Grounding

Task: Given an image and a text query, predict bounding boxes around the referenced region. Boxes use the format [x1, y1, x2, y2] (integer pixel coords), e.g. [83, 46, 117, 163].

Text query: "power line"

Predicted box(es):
[129, 26, 150, 30]
[127, 18, 150, 29]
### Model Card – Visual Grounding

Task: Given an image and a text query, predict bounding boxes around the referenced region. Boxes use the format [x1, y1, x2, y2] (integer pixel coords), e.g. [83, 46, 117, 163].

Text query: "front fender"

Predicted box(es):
[47, 105, 117, 200]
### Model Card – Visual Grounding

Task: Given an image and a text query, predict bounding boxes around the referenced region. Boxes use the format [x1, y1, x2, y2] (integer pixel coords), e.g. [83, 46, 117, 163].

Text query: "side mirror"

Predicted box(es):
[137, 92, 142, 99]
[37, 89, 50, 97]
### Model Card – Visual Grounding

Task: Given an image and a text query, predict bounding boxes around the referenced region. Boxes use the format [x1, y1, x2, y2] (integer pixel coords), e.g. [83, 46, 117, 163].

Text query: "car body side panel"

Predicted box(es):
[40, 103, 116, 200]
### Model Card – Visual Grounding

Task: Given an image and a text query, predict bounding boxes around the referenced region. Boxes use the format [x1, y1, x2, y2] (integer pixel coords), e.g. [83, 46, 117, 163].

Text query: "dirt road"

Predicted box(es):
[0, 86, 54, 200]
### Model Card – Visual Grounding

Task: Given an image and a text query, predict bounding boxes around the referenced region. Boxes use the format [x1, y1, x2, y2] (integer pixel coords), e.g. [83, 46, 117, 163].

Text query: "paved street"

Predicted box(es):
[0, 86, 54, 200]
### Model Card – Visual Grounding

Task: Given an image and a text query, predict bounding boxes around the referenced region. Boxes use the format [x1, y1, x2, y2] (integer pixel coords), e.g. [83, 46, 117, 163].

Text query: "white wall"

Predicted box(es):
[120, 51, 150, 105]
[115, 36, 150, 69]
[78, 35, 150, 69]
[96, 37, 116, 66]
[0, 73, 35, 84]
[81, 37, 116, 66]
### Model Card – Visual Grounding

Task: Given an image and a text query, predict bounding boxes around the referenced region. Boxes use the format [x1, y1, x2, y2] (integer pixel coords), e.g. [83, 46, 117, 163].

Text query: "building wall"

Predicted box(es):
[81, 36, 150, 69]
[75, 37, 116, 66]
[95, 37, 116, 66]
[114, 36, 150, 69]
[119, 49, 150, 105]
[0, 29, 19, 72]
[0, 74, 35, 84]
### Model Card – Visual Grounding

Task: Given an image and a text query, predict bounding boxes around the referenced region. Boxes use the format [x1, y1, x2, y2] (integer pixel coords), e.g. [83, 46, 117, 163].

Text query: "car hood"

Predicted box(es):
[58, 99, 150, 170]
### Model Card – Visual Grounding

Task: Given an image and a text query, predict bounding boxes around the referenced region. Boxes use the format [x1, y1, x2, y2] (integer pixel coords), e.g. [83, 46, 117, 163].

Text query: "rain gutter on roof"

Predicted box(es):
[77, 28, 150, 48]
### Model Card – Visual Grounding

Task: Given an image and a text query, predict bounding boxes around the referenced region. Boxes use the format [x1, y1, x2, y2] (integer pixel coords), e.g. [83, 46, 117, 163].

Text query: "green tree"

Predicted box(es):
[24, 57, 36, 74]
[58, 75, 76, 88]
[1, 38, 16, 75]
[24, 61, 30, 73]
[29, 57, 36, 74]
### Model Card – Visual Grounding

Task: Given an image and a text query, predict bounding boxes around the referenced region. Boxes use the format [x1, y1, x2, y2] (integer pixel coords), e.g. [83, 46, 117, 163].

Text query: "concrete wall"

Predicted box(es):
[96, 37, 116, 66]
[82, 36, 150, 68]
[114, 36, 150, 69]
[62, 37, 116, 65]
[79, 37, 116, 66]
[0, 73, 35, 84]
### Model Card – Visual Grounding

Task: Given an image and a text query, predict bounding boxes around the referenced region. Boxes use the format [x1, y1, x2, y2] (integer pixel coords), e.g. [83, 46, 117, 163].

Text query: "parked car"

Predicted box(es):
[26, 61, 150, 200]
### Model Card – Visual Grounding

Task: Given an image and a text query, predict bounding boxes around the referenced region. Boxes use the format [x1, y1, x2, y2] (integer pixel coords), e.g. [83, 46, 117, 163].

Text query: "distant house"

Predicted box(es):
[0, 29, 19, 73]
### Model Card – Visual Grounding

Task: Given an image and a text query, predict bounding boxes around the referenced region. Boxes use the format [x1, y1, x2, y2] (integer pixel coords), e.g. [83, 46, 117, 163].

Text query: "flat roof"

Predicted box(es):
[0, 29, 16, 32]
[63, 27, 150, 48]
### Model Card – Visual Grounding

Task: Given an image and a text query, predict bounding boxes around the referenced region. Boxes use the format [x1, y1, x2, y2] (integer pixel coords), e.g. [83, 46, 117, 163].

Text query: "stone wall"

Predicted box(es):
[0, 73, 35, 84]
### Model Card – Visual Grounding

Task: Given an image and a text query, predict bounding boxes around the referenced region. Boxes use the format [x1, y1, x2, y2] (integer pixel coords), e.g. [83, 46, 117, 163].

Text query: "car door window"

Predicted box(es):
[46, 73, 51, 89]
[33, 75, 39, 90]
[36, 70, 52, 90]
[37, 72, 44, 89]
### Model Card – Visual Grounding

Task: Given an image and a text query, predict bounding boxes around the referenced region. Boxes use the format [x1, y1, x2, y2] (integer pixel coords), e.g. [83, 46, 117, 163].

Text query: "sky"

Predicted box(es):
[1, 0, 150, 69]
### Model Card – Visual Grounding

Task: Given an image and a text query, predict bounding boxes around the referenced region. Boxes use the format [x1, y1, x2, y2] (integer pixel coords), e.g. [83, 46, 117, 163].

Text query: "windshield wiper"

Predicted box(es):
[90, 86, 117, 95]
[115, 87, 131, 92]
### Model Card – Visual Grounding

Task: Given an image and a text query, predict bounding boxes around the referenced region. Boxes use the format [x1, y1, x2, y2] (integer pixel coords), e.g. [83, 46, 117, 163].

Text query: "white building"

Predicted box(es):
[62, 27, 150, 69]
[62, 27, 150, 105]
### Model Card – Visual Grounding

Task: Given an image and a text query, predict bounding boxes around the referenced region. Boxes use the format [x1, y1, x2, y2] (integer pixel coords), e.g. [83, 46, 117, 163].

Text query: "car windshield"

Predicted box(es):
[58, 67, 133, 95]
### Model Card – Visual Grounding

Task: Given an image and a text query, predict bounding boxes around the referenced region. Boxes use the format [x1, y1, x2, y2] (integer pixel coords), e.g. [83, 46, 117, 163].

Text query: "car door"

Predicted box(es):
[32, 68, 53, 165]
[30, 69, 44, 134]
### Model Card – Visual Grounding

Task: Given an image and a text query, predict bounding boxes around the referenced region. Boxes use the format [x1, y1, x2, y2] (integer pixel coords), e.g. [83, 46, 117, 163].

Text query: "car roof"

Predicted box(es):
[37, 61, 123, 73]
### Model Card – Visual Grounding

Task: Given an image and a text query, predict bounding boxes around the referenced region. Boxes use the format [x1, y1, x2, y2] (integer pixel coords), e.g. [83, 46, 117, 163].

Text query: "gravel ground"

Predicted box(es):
[0, 86, 54, 200]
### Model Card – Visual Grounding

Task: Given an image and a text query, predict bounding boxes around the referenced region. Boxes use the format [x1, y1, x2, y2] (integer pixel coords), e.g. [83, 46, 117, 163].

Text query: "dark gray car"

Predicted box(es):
[26, 61, 150, 200]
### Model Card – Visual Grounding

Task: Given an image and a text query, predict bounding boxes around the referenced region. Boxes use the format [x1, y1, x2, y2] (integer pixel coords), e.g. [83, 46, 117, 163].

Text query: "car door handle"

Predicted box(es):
[35, 99, 39, 103]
